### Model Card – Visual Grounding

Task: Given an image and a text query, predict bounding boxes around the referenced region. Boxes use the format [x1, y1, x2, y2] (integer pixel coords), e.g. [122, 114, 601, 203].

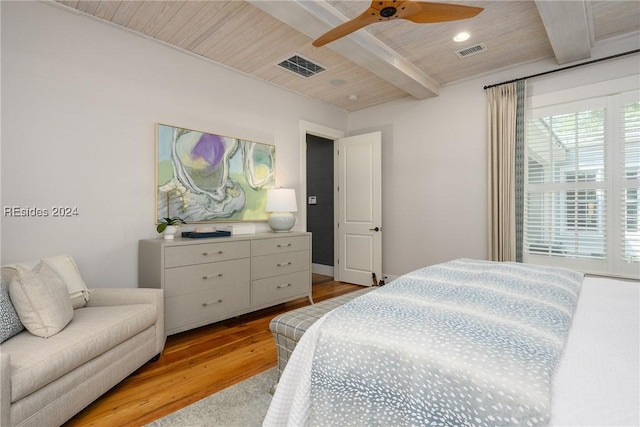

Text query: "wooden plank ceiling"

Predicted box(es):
[54, 1, 640, 112]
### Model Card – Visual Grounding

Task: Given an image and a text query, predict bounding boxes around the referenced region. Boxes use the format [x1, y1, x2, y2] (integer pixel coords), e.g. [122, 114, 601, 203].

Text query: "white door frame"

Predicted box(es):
[299, 120, 344, 277]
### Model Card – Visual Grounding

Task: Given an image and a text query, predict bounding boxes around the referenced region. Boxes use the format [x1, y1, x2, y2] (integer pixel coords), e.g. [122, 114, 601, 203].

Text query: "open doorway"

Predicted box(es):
[298, 120, 344, 283]
[306, 134, 334, 277]
[299, 122, 382, 286]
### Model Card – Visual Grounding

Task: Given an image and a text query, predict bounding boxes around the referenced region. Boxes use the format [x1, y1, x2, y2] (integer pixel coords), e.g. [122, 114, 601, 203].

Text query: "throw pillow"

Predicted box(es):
[41, 255, 90, 308]
[9, 263, 73, 338]
[0, 278, 24, 343]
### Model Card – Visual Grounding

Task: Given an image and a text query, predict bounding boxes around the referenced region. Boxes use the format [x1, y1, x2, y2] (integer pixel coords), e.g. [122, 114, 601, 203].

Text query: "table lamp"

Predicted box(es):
[265, 188, 297, 232]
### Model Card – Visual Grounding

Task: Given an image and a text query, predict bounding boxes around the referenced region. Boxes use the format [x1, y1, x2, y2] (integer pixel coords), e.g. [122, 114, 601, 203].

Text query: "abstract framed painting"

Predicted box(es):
[156, 123, 275, 223]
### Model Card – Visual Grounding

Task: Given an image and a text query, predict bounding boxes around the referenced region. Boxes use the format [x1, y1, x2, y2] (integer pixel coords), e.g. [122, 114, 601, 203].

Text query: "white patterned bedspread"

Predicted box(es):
[264, 259, 584, 427]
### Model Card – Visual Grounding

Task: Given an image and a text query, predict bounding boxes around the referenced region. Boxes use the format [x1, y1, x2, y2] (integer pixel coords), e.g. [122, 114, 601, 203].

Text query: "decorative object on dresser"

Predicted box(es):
[156, 216, 187, 240]
[181, 230, 232, 239]
[139, 232, 312, 335]
[223, 223, 256, 235]
[156, 123, 275, 223]
[265, 188, 298, 233]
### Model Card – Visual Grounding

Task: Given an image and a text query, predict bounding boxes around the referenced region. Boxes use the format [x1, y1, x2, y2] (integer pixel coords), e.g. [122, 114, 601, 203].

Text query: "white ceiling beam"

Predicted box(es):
[247, 0, 440, 99]
[535, 0, 594, 64]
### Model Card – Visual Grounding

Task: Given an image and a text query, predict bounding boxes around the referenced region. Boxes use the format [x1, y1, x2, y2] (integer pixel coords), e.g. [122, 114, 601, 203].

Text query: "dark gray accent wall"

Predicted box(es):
[306, 134, 334, 267]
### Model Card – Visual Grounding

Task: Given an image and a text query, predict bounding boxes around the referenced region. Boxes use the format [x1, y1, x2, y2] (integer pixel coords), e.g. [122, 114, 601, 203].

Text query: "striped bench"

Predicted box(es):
[269, 287, 374, 380]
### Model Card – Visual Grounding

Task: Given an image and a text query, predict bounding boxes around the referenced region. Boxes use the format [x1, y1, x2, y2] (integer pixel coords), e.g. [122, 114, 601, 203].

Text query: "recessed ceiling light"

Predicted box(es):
[453, 32, 471, 42]
[330, 78, 346, 86]
[348, 94, 358, 101]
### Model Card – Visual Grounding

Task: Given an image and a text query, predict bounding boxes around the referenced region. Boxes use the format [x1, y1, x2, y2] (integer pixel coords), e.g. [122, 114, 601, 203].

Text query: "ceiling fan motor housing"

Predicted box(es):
[380, 6, 397, 18]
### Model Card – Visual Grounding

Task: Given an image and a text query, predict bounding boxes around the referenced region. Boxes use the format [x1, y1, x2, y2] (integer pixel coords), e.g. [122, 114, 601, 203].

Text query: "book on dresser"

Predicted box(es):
[138, 231, 312, 335]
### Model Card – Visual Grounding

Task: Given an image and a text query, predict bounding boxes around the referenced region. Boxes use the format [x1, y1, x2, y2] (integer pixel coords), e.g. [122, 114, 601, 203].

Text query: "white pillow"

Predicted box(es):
[2, 255, 91, 309]
[9, 263, 74, 338]
[41, 255, 90, 308]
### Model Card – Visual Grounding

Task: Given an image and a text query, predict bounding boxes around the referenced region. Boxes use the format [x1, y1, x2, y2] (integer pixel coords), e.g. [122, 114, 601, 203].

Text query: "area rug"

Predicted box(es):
[146, 368, 276, 427]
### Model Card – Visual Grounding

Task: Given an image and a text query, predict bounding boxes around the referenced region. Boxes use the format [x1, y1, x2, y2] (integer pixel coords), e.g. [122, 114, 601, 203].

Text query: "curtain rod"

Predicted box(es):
[483, 49, 640, 90]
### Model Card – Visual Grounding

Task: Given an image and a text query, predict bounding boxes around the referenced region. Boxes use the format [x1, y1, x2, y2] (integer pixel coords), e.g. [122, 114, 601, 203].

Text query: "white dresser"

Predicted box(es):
[139, 232, 312, 335]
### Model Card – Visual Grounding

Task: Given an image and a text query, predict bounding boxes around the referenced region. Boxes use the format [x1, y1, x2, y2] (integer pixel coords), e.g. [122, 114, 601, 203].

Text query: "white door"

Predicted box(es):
[335, 132, 382, 286]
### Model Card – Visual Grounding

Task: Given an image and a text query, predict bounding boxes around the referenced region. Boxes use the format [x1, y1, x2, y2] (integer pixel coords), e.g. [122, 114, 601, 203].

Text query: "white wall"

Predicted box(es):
[348, 81, 488, 277]
[0, 1, 347, 287]
[348, 35, 640, 278]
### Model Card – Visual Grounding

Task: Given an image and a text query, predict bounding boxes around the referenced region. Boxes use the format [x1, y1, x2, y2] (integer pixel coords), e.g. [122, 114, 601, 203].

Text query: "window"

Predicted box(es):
[566, 172, 598, 230]
[622, 100, 640, 264]
[626, 172, 638, 232]
[525, 88, 639, 277]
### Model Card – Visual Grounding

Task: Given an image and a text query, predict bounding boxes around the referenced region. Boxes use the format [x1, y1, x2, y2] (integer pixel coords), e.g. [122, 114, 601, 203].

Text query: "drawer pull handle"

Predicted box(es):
[202, 299, 223, 307]
[202, 251, 223, 256]
[277, 262, 292, 267]
[202, 273, 223, 280]
[277, 243, 292, 248]
[276, 283, 292, 289]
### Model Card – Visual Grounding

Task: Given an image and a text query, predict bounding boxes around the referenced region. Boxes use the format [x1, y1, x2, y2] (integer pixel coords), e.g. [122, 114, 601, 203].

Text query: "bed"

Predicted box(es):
[264, 258, 639, 426]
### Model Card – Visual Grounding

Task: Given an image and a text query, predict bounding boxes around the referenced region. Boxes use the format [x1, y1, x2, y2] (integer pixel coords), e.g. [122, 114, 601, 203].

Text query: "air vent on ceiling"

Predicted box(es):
[277, 55, 326, 77]
[455, 43, 487, 58]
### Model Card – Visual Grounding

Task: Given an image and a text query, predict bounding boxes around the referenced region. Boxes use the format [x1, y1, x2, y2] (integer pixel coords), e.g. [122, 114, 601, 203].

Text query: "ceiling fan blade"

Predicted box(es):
[312, 0, 483, 47]
[312, 6, 382, 47]
[399, 1, 483, 23]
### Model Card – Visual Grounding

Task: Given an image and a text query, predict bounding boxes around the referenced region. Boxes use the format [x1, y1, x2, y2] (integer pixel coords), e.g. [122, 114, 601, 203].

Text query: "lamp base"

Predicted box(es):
[268, 212, 295, 232]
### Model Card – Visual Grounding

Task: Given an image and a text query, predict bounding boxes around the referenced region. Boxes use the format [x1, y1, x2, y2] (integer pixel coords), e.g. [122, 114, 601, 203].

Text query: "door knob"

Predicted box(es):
[369, 227, 381, 232]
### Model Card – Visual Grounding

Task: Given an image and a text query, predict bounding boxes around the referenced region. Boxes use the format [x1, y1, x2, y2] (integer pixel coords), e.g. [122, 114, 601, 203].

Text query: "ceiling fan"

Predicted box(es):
[312, 0, 484, 47]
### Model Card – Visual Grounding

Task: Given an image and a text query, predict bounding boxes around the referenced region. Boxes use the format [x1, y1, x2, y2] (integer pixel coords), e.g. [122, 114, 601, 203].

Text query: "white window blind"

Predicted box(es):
[621, 92, 640, 264]
[525, 88, 639, 278]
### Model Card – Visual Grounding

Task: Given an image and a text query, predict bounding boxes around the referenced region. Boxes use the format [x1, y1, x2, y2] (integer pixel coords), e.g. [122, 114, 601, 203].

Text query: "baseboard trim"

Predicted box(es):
[312, 264, 334, 276]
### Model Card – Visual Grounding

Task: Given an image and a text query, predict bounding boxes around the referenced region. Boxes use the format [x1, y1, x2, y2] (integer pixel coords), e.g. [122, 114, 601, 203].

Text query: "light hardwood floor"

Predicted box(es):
[64, 275, 361, 427]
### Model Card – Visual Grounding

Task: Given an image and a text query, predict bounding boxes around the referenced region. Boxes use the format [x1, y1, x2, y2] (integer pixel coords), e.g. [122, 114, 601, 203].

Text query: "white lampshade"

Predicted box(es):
[265, 188, 297, 232]
[265, 188, 298, 212]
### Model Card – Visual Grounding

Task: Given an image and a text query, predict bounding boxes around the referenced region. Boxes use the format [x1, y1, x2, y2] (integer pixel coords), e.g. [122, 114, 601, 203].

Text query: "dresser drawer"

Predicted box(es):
[252, 250, 309, 280]
[252, 271, 310, 306]
[164, 258, 250, 298]
[165, 284, 250, 332]
[164, 241, 250, 268]
[251, 235, 309, 256]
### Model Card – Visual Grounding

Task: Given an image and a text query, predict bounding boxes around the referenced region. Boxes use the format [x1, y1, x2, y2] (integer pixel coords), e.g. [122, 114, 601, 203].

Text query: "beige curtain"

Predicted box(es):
[487, 82, 518, 261]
